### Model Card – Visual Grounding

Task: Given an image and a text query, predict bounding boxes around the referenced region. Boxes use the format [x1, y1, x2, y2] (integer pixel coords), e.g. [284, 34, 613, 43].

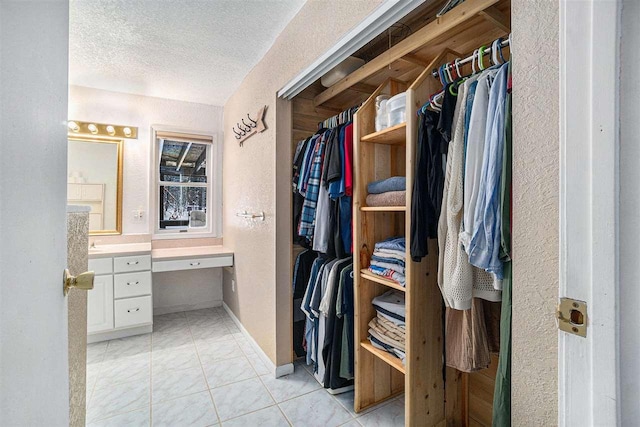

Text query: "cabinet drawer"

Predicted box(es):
[114, 255, 151, 273]
[152, 255, 233, 273]
[114, 296, 152, 329]
[114, 271, 152, 299]
[88, 257, 113, 275]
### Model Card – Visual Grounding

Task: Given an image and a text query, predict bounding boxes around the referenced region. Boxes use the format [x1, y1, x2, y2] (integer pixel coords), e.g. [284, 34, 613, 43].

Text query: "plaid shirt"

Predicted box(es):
[298, 131, 328, 238]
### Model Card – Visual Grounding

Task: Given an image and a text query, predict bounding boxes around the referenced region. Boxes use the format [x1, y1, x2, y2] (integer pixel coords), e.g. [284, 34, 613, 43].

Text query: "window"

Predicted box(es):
[152, 129, 219, 237]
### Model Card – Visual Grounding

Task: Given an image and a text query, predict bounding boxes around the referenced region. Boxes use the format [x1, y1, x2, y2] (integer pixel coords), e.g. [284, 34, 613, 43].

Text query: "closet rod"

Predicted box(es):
[430, 37, 510, 78]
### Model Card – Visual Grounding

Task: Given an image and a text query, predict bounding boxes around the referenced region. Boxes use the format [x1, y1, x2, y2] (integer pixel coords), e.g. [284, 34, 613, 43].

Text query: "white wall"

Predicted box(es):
[68, 140, 118, 230]
[619, 0, 640, 422]
[1, 1, 71, 425]
[69, 86, 225, 312]
[68, 85, 223, 235]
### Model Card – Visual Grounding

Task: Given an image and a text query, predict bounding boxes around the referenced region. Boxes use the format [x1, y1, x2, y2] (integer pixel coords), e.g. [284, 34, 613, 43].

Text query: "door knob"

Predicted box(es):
[63, 269, 95, 295]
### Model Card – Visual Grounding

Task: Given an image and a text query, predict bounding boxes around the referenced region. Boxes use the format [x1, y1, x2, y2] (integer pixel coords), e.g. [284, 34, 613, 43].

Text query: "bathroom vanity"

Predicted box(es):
[87, 242, 233, 343]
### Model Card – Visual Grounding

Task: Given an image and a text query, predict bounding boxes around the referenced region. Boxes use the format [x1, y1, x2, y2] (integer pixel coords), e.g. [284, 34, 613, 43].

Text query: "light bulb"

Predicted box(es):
[123, 127, 132, 137]
[68, 121, 79, 132]
[106, 125, 116, 136]
[88, 124, 98, 134]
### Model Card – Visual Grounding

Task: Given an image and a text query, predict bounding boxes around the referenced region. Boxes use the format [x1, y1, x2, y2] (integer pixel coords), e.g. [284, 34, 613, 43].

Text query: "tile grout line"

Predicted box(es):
[186, 309, 224, 426]
[148, 329, 153, 427]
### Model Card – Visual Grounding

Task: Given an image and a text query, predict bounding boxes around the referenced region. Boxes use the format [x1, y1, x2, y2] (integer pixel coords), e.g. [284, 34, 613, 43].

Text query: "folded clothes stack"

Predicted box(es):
[368, 290, 406, 363]
[365, 176, 406, 207]
[368, 237, 406, 286]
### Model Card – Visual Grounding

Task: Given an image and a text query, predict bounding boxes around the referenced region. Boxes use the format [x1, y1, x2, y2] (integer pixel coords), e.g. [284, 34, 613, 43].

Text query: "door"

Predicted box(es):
[0, 1, 71, 425]
[87, 275, 114, 333]
[559, 0, 620, 425]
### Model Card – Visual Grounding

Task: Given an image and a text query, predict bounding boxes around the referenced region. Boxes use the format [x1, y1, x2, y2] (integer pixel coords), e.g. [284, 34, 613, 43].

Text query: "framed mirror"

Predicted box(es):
[67, 136, 123, 235]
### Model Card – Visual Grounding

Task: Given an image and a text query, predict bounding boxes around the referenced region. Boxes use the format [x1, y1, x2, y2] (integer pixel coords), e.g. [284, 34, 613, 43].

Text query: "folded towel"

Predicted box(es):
[367, 176, 406, 194]
[366, 190, 406, 207]
[368, 265, 406, 286]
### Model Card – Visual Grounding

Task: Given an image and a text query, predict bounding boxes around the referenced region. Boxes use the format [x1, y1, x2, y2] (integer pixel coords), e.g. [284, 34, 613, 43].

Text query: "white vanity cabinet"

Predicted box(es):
[88, 252, 153, 342]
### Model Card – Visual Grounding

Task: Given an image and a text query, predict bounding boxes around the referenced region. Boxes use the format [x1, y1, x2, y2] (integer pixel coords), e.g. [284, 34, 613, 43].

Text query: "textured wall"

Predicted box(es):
[511, 0, 559, 424]
[67, 209, 90, 427]
[69, 85, 224, 235]
[619, 0, 640, 422]
[223, 0, 383, 364]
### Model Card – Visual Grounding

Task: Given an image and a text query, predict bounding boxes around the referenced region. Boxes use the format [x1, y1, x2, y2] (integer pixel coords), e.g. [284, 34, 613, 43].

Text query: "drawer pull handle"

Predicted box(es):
[127, 308, 140, 313]
[127, 281, 139, 286]
[190, 262, 200, 266]
[127, 261, 139, 265]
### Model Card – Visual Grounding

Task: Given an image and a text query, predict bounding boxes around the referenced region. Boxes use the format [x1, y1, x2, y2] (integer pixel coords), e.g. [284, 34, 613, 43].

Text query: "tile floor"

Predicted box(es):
[86, 307, 404, 427]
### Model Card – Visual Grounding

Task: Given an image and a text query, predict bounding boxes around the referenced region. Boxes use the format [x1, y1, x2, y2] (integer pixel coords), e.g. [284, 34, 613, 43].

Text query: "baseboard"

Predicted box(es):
[88, 324, 153, 343]
[153, 300, 222, 316]
[222, 302, 293, 378]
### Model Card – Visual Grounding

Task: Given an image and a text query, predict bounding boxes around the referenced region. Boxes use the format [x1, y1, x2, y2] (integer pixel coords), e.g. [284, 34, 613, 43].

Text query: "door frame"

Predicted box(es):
[558, 0, 620, 424]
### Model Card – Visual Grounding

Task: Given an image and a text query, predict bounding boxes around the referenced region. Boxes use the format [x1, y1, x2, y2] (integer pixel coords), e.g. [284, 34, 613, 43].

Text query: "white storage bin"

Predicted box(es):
[387, 92, 407, 127]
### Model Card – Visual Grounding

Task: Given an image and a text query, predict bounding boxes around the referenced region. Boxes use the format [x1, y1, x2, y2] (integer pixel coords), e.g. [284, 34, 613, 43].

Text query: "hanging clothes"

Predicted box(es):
[293, 116, 354, 257]
[411, 108, 446, 261]
[493, 58, 513, 427]
[467, 62, 510, 282]
[437, 71, 501, 311]
[292, 249, 317, 357]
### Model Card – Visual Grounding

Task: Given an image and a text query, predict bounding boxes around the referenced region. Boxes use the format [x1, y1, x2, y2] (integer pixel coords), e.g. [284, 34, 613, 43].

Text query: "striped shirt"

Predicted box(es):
[298, 131, 328, 238]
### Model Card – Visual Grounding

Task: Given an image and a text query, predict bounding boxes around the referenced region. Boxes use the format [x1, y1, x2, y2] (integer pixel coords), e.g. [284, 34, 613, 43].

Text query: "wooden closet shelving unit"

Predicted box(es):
[348, 0, 511, 425]
[289, 0, 510, 424]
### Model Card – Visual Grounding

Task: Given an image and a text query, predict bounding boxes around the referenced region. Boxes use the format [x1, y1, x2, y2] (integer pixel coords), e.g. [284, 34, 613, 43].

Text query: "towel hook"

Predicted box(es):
[247, 113, 258, 127]
[242, 118, 254, 129]
[232, 127, 242, 140]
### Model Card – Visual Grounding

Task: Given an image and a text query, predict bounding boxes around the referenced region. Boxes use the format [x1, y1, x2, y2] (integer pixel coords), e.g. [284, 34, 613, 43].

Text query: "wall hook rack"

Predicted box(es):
[233, 106, 267, 147]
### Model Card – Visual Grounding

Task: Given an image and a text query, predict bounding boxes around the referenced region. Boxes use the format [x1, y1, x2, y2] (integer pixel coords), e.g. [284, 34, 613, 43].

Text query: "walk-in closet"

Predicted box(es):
[288, 0, 511, 425]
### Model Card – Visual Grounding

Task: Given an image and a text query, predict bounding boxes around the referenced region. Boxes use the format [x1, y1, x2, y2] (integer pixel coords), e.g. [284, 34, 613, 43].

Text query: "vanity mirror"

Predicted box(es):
[67, 136, 123, 235]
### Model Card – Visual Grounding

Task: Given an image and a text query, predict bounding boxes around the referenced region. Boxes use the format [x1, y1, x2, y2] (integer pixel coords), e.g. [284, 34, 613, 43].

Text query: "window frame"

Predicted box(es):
[150, 126, 221, 239]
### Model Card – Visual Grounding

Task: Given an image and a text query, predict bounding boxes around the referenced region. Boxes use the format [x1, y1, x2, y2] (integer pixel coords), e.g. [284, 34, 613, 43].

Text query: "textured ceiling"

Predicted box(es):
[69, 0, 307, 105]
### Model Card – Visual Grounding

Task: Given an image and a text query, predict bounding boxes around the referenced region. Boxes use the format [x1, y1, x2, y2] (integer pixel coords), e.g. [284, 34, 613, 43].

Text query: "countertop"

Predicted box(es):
[151, 245, 233, 262]
[88, 242, 152, 259]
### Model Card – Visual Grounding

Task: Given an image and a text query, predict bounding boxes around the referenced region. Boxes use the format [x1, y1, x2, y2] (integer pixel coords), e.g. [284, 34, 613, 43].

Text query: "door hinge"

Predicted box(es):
[556, 298, 587, 337]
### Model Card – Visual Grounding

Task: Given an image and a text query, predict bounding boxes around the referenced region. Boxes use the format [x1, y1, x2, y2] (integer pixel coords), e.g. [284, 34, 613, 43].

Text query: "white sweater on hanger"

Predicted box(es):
[437, 78, 502, 310]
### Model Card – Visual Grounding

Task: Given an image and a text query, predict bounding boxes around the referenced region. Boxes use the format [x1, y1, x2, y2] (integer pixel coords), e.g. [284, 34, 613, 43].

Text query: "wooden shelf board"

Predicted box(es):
[360, 269, 406, 292]
[360, 206, 406, 212]
[361, 123, 406, 145]
[360, 341, 406, 374]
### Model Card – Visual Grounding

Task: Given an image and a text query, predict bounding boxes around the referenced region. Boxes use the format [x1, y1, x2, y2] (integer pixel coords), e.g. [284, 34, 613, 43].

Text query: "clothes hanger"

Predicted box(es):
[492, 38, 502, 65]
[478, 45, 487, 71]
[472, 49, 478, 74]
[454, 58, 462, 78]
[445, 63, 454, 83]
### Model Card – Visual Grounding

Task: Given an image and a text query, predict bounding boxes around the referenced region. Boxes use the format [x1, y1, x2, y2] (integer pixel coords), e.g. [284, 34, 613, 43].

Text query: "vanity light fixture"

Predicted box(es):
[66, 120, 138, 139]
[68, 121, 80, 132]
